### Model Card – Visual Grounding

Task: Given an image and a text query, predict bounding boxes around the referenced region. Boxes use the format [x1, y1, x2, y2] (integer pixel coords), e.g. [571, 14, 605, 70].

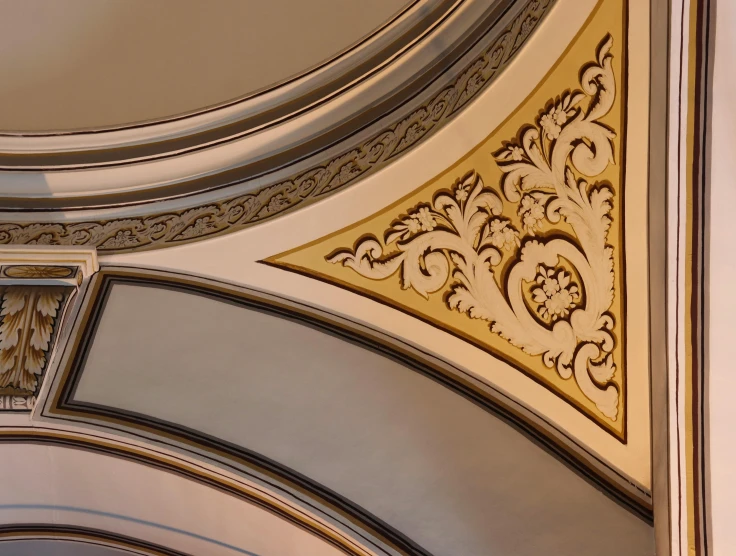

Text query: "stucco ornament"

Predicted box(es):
[0, 286, 68, 395]
[327, 36, 620, 420]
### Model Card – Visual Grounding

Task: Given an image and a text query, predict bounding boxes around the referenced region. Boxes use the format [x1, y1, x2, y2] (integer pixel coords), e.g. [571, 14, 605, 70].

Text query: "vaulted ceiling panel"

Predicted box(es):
[37, 271, 653, 556]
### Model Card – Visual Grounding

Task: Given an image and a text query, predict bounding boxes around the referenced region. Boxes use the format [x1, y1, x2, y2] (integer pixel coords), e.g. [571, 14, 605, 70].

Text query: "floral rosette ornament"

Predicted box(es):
[328, 36, 620, 420]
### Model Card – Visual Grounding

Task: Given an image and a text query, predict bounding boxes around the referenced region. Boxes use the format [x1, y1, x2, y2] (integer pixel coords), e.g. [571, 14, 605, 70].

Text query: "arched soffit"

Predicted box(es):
[0, 528, 191, 556]
[30, 267, 654, 556]
[0, 0, 552, 221]
[101, 0, 652, 503]
[0, 442, 359, 556]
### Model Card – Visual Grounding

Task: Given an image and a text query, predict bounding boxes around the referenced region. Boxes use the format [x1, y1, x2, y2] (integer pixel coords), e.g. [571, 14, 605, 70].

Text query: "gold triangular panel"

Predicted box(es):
[266, 0, 627, 440]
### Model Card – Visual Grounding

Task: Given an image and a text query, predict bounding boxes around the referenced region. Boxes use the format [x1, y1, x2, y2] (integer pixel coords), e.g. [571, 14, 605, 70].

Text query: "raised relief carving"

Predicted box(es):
[1, 265, 77, 280]
[327, 37, 620, 420]
[0, 286, 72, 397]
[0, 0, 553, 254]
[0, 395, 34, 411]
[0, 249, 96, 409]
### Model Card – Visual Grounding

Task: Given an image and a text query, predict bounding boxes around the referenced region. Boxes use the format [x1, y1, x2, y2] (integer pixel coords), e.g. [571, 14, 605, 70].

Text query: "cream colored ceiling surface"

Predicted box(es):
[0, 0, 658, 554]
[36, 274, 652, 556]
[0, 0, 542, 217]
[105, 0, 651, 488]
[0, 0, 410, 131]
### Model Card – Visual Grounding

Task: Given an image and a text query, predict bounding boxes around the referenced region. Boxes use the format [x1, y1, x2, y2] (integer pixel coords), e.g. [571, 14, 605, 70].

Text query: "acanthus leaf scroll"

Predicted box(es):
[0, 285, 70, 396]
[326, 36, 621, 421]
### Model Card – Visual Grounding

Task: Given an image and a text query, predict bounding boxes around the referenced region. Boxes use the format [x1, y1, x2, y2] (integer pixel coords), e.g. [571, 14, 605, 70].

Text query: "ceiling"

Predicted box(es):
[0, 540, 139, 556]
[0, 0, 410, 131]
[0, 0, 661, 554]
[59, 278, 652, 556]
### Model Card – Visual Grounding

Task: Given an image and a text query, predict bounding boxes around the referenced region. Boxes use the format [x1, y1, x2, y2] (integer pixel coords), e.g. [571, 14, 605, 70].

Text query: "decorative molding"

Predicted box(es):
[265, 0, 627, 438]
[0, 0, 554, 253]
[327, 36, 620, 421]
[0, 246, 98, 279]
[0, 285, 73, 397]
[0, 429, 376, 556]
[0, 395, 34, 411]
[1, 265, 77, 280]
[0, 525, 195, 556]
[0, 247, 96, 406]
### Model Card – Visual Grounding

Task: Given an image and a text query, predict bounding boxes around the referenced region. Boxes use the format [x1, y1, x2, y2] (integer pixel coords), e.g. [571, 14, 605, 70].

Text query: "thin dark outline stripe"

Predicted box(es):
[690, 0, 710, 552]
[0, 0, 424, 138]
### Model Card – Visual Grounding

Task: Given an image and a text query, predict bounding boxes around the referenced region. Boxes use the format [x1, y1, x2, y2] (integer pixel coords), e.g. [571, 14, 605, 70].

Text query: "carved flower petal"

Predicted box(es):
[532, 288, 547, 302]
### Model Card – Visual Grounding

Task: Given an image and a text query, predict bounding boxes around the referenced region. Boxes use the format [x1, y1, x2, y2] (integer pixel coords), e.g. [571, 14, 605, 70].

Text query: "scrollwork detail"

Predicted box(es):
[327, 36, 621, 420]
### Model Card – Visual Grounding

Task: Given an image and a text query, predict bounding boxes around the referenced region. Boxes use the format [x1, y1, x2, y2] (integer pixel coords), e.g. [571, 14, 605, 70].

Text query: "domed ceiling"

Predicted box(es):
[0, 0, 410, 131]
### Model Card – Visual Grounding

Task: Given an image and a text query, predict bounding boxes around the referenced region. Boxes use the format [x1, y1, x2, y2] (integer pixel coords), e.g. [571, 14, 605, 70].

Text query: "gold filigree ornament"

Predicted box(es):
[327, 36, 620, 420]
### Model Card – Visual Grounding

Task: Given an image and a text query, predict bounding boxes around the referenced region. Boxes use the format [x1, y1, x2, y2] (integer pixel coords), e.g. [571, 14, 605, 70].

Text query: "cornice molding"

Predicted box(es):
[0, 0, 554, 253]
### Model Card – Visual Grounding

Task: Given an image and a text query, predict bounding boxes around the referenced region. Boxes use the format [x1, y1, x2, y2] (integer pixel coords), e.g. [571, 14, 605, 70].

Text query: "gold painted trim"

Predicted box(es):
[0, 265, 76, 279]
[0, 285, 74, 397]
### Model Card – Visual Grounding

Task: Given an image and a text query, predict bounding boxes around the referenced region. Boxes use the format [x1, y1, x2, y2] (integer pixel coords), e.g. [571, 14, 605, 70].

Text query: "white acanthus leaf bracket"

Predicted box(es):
[0, 246, 98, 404]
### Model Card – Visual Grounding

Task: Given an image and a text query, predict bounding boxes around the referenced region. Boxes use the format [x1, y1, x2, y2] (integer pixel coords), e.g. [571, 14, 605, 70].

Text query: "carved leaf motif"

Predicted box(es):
[0, 286, 67, 395]
[326, 35, 621, 422]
